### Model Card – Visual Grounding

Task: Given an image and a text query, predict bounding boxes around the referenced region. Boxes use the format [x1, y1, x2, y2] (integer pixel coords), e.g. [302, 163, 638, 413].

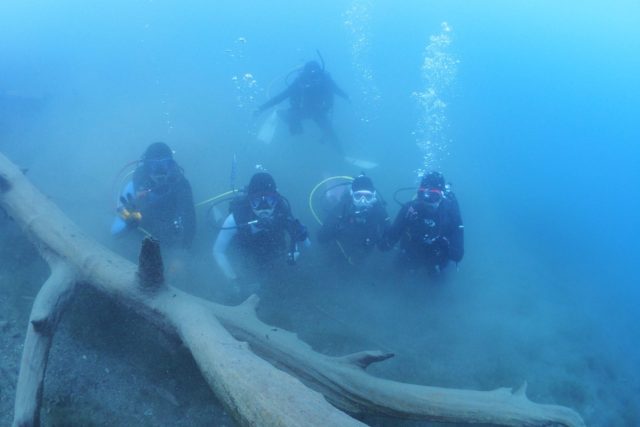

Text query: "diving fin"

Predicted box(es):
[256, 109, 279, 144]
[344, 156, 379, 169]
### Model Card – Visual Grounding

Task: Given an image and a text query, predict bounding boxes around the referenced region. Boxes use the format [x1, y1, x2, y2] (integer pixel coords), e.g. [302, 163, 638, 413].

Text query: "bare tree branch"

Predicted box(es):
[1, 152, 585, 427]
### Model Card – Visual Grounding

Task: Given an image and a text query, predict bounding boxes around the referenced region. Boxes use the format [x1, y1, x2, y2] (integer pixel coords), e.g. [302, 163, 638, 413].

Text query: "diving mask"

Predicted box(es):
[250, 193, 279, 220]
[250, 193, 279, 210]
[146, 157, 175, 185]
[351, 190, 377, 208]
[418, 187, 443, 205]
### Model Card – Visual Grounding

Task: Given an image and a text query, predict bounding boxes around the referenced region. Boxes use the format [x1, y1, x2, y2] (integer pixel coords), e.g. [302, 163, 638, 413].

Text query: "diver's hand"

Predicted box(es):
[287, 235, 310, 264]
[118, 194, 141, 226]
[431, 236, 450, 259]
[287, 249, 300, 265]
[424, 235, 448, 246]
[434, 236, 450, 248]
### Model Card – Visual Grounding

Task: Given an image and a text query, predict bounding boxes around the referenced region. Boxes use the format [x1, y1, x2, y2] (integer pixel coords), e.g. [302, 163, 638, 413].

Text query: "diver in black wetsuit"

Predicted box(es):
[212, 172, 309, 284]
[384, 171, 464, 276]
[318, 175, 390, 266]
[111, 142, 196, 249]
[254, 61, 349, 148]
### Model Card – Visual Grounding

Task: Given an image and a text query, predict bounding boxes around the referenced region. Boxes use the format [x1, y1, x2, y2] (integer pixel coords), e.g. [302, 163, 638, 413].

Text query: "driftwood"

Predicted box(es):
[0, 151, 585, 427]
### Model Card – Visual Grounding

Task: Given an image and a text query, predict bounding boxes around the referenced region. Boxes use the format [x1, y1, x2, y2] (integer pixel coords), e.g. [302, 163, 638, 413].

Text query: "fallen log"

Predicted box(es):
[1, 153, 363, 427]
[213, 296, 586, 426]
[0, 151, 585, 427]
[13, 261, 76, 427]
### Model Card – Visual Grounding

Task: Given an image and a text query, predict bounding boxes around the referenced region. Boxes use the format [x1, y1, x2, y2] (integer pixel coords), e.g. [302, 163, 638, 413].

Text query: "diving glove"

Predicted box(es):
[118, 194, 142, 225]
[287, 248, 300, 265]
[431, 236, 450, 259]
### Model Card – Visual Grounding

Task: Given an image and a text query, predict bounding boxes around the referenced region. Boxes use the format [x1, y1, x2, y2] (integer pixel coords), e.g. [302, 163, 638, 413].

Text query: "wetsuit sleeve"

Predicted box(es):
[375, 205, 392, 251]
[446, 198, 464, 262]
[330, 77, 349, 100]
[213, 214, 238, 280]
[177, 179, 197, 249]
[110, 181, 135, 235]
[257, 86, 292, 113]
[382, 205, 409, 249]
[287, 217, 308, 243]
[279, 202, 307, 246]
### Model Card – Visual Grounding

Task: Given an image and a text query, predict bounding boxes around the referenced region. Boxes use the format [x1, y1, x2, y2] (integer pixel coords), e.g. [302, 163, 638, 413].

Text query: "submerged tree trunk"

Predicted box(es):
[0, 152, 585, 427]
[12, 261, 77, 427]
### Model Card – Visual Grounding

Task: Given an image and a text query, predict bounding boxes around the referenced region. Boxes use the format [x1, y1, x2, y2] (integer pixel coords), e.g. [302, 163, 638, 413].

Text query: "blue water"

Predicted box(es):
[2, 1, 639, 425]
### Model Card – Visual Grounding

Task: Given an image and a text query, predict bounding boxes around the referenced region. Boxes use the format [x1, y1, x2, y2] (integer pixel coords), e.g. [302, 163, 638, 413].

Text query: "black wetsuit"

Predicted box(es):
[257, 70, 348, 142]
[318, 194, 390, 264]
[229, 196, 307, 264]
[132, 168, 196, 248]
[384, 191, 464, 273]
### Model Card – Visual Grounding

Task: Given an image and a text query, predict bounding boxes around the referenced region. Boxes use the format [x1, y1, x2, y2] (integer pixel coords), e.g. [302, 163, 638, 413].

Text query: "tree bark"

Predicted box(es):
[0, 152, 585, 427]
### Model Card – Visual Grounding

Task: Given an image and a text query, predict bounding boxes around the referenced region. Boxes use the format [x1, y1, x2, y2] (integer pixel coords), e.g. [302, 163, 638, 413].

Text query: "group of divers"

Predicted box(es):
[111, 59, 464, 290]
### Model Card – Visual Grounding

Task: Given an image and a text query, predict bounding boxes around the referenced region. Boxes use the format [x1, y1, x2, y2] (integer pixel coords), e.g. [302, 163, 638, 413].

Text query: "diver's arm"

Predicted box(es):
[110, 217, 128, 235]
[330, 78, 349, 101]
[286, 216, 309, 243]
[110, 181, 136, 235]
[256, 86, 292, 114]
[375, 205, 393, 251]
[447, 199, 464, 262]
[285, 216, 310, 265]
[213, 214, 238, 280]
[283, 208, 310, 263]
[381, 205, 408, 249]
[283, 199, 309, 244]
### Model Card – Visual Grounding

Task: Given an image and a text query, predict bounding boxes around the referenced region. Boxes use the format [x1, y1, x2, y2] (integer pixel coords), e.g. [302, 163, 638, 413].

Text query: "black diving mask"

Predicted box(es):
[418, 187, 443, 204]
[250, 193, 279, 210]
[146, 157, 175, 174]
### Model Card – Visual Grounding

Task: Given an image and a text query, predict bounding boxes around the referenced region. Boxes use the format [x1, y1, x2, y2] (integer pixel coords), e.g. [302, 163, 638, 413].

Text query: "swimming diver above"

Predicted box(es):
[254, 59, 349, 150]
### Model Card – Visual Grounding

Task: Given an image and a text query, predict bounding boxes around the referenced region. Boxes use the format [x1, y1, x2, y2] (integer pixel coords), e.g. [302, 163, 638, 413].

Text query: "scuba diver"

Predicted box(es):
[213, 172, 309, 283]
[254, 60, 349, 148]
[111, 142, 196, 249]
[317, 175, 390, 265]
[384, 171, 464, 276]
